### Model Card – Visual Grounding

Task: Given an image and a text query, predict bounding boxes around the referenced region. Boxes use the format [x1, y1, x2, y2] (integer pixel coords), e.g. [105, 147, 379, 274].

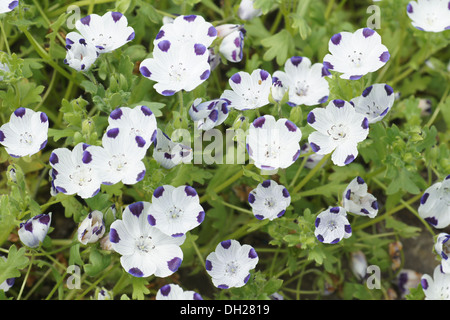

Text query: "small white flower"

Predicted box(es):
[418, 175, 450, 229]
[107, 105, 157, 151]
[87, 127, 147, 185]
[77, 210, 106, 245]
[0, 107, 49, 158]
[109, 201, 185, 278]
[351, 83, 395, 124]
[205, 239, 259, 289]
[350, 250, 368, 281]
[397, 269, 422, 298]
[406, 0, 450, 32]
[96, 287, 112, 300]
[156, 284, 203, 300]
[435, 233, 450, 273]
[189, 98, 229, 131]
[343, 176, 379, 218]
[307, 99, 369, 166]
[246, 115, 302, 170]
[64, 32, 98, 72]
[238, 0, 263, 20]
[75, 11, 135, 53]
[148, 185, 205, 237]
[153, 129, 192, 169]
[323, 28, 390, 80]
[248, 180, 291, 221]
[153, 15, 217, 49]
[0, 0, 18, 14]
[220, 69, 272, 111]
[219, 28, 245, 63]
[18, 213, 52, 248]
[421, 265, 450, 300]
[273, 56, 330, 107]
[314, 207, 352, 244]
[49, 143, 103, 199]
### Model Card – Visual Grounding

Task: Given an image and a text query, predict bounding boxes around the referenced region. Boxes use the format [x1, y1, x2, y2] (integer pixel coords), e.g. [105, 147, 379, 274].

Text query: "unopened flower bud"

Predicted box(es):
[77, 210, 105, 245]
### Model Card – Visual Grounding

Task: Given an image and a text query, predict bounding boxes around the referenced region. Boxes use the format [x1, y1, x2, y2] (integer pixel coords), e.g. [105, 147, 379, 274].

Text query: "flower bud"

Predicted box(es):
[219, 29, 245, 63]
[77, 210, 105, 245]
[238, 0, 262, 20]
[350, 250, 368, 281]
[18, 213, 52, 248]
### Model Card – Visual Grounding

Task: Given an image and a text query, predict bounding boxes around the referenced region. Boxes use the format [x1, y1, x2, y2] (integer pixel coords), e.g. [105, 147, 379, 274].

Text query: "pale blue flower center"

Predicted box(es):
[328, 124, 348, 141]
[135, 235, 154, 253]
[69, 165, 93, 186]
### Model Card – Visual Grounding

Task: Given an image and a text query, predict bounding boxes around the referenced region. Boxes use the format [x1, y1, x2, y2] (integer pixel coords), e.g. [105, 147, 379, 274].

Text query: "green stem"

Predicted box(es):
[0, 20, 11, 55]
[292, 153, 330, 193]
[425, 85, 449, 128]
[189, 235, 205, 268]
[221, 200, 253, 215]
[17, 252, 34, 300]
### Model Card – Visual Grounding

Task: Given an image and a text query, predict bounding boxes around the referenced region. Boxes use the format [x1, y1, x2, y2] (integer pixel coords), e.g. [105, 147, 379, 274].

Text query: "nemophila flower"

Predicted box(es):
[148, 185, 205, 237]
[0, 107, 49, 158]
[107, 105, 157, 151]
[248, 180, 291, 221]
[49, 143, 102, 199]
[397, 269, 422, 298]
[0, 257, 15, 293]
[0, 0, 18, 14]
[140, 39, 211, 96]
[314, 207, 352, 244]
[406, 0, 450, 32]
[18, 213, 52, 248]
[307, 99, 369, 167]
[189, 98, 229, 131]
[153, 15, 217, 49]
[299, 143, 324, 169]
[220, 69, 272, 111]
[272, 56, 330, 107]
[75, 11, 135, 53]
[87, 128, 147, 185]
[96, 287, 112, 300]
[156, 284, 203, 300]
[109, 202, 185, 278]
[421, 265, 450, 300]
[418, 176, 450, 228]
[343, 176, 379, 218]
[351, 83, 395, 124]
[350, 250, 368, 280]
[435, 233, 450, 273]
[238, 0, 263, 20]
[323, 28, 390, 80]
[205, 239, 259, 289]
[219, 27, 245, 63]
[246, 115, 302, 170]
[77, 210, 105, 245]
[64, 32, 98, 72]
[153, 129, 192, 169]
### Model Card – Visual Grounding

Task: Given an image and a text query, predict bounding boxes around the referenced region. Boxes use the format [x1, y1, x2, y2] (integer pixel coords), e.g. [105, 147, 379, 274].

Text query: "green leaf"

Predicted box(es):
[84, 248, 111, 277]
[261, 30, 295, 66]
[0, 245, 29, 285]
[385, 217, 421, 238]
[131, 276, 150, 300]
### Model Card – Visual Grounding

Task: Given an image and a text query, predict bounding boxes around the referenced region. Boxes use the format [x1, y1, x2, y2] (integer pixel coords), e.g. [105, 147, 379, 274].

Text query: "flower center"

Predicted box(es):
[168, 62, 187, 82]
[347, 50, 363, 68]
[225, 261, 240, 276]
[135, 235, 154, 254]
[19, 132, 33, 145]
[264, 198, 276, 208]
[295, 80, 309, 97]
[93, 33, 113, 49]
[263, 141, 281, 159]
[69, 165, 93, 186]
[327, 220, 338, 232]
[327, 124, 348, 141]
[168, 206, 183, 219]
[425, 13, 437, 27]
[109, 153, 128, 171]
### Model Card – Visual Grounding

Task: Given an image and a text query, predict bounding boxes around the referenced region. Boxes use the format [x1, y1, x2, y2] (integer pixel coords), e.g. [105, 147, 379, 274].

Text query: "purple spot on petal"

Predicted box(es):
[107, 127, 120, 138]
[82, 151, 92, 164]
[310, 142, 320, 152]
[140, 66, 151, 78]
[285, 120, 297, 132]
[315, 217, 321, 228]
[292, 149, 300, 161]
[380, 51, 390, 63]
[218, 284, 229, 289]
[262, 180, 271, 188]
[330, 238, 341, 244]
[363, 28, 375, 38]
[357, 176, 365, 185]
[109, 228, 120, 243]
[39, 140, 47, 151]
[307, 112, 315, 124]
[8, 1, 18, 10]
[111, 12, 123, 23]
[221, 240, 231, 249]
[362, 86, 373, 97]
[259, 69, 269, 81]
[136, 170, 145, 182]
[128, 267, 144, 277]
[200, 69, 210, 80]
[420, 192, 429, 205]
[248, 248, 258, 259]
[384, 84, 394, 96]
[197, 211, 205, 224]
[194, 43, 207, 55]
[344, 154, 355, 165]
[153, 186, 165, 198]
[230, 73, 241, 84]
[110, 108, 123, 120]
[14, 107, 26, 118]
[371, 201, 378, 210]
[161, 90, 175, 96]
[333, 99, 345, 108]
[185, 185, 197, 197]
[129, 201, 144, 217]
[282, 188, 290, 198]
[155, 30, 165, 40]
[330, 207, 340, 213]
[40, 112, 48, 123]
[345, 189, 351, 200]
[248, 193, 256, 204]
[290, 56, 303, 66]
[331, 33, 342, 45]
[167, 257, 182, 272]
[349, 75, 363, 80]
[317, 234, 324, 242]
[135, 136, 146, 148]
[425, 217, 438, 226]
[205, 259, 212, 271]
[407, 3, 413, 13]
[157, 40, 171, 52]
[80, 15, 91, 26]
[277, 210, 286, 218]
[0, 130, 5, 142]
[160, 284, 171, 296]
[255, 214, 264, 220]
[127, 32, 135, 41]
[362, 118, 369, 129]
[208, 26, 217, 37]
[147, 214, 156, 226]
[323, 61, 334, 70]
[361, 208, 370, 215]
[183, 15, 197, 22]
[253, 116, 265, 128]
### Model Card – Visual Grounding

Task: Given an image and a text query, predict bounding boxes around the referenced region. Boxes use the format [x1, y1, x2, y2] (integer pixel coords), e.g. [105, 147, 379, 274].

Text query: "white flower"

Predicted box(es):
[0, 0, 18, 14]
[246, 115, 302, 170]
[107, 105, 157, 151]
[219, 28, 245, 63]
[153, 15, 217, 48]
[270, 77, 287, 102]
[351, 83, 395, 123]
[248, 180, 291, 221]
[75, 11, 135, 53]
[148, 185, 205, 237]
[18, 213, 52, 248]
[64, 32, 98, 72]
[323, 28, 390, 80]
[49, 143, 103, 199]
[220, 69, 272, 110]
[0, 107, 49, 158]
[307, 99, 369, 166]
[109, 201, 185, 278]
[205, 239, 259, 289]
[350, 251, 368, 280]
[397, 269, 422, 298]
[273, 56, 330, 107]
[153, 129, 192, 169]
[140, 40, 211, 96]
[87, 127, 147, 185]
[314, 207, 352, 244]
[421, 265, 450, 300]
[96, 287, 112, 300]
[343, 176, 379, 218]
[418, 176, 450, 228]
[299, 143, 324, 169]
[406, 0, 450, 32]
[0, 256, 15, 292]
[189, 98, 229, 131]
[156, 284, 203, 300]
[238, 0, 263, 20]
[77, 210, 105, 245]
[435, 233, 450, 273]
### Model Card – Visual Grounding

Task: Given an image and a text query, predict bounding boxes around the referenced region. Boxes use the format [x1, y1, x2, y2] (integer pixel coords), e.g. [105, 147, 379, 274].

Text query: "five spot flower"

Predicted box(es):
[351, 83, 395, 124]
[18, 213, 52, 248]
[406, 0, 450, 33]
[64, 32, 98, 72]
[156, 284, 203, 300]
[314, 207, 352, 244]
[343, 176, 379, 218]
[248, 180, 291, 221]
[418, 175, 450, 229]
